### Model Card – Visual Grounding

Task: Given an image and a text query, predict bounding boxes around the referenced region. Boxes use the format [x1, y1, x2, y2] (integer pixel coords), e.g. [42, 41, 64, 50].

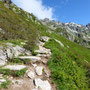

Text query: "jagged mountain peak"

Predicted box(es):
[40, 18, 90, 48]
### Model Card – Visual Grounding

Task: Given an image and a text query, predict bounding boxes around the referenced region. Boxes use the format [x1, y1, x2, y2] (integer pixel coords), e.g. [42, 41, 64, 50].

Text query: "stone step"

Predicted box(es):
[34, 78, 51, 90]
[3, 65, 26, 71]
[18, 56, 41, 62]
[0, 79, 6, 83]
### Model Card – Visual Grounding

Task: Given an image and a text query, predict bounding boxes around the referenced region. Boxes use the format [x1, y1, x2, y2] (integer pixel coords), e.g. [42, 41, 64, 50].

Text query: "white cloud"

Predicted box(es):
[12, 0, 54, 20]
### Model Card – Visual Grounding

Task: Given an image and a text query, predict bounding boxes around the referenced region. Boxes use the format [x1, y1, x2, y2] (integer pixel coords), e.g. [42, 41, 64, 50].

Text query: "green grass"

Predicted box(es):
[0, 69, 11, 76]
[0, 1, 90, 90]
[0, 1, 38, 50]
[0, 1, 50, 50]
[13, 68, 27, 77]
[0, 68, 27, 77]
[48, 32, 90, 64]
[45, 37, 90, 90]
[0, 80, 11, 89]
[8, 58, 32, 65]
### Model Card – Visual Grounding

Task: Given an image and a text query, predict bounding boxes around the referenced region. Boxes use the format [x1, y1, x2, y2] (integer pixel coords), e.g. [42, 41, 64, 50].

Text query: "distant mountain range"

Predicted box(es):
[41, 18, 90, 48]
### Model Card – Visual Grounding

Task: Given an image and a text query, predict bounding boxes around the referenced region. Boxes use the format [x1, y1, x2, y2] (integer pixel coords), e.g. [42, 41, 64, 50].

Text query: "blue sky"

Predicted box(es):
[12, 0, 90, 25]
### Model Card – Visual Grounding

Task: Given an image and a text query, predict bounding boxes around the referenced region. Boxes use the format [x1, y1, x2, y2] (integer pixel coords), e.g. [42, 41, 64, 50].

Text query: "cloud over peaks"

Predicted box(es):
[12, 0, 54, 20]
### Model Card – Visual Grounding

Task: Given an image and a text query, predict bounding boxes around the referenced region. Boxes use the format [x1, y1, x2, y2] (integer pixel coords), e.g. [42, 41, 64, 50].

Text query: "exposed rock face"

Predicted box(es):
[0, 60, 6, 67]
[0, 49, 7, 67]
[0, 43, 29, 67]
[34, 78, 51, 90]
[6, 43, 26, 58]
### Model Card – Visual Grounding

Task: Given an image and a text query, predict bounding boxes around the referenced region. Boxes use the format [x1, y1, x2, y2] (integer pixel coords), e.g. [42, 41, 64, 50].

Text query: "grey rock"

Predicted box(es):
[3, 65, 26, 71]
[0, 49, 7, 67]
[40, 36, 50, 42]
[18, 56, 41, 62]
[55, 39, 64, 47]
[35, 66, 44, 76]
[34, 78, 51, 90]
[27, 71, 35, 79]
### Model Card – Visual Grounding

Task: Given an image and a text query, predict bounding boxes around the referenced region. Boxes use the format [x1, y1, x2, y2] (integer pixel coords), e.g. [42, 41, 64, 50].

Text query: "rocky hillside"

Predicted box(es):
[0, 0, 90, 90]
[41, 18, 90, 48]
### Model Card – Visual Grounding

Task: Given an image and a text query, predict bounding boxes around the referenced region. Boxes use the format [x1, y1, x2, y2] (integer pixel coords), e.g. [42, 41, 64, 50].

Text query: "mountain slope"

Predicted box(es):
[0, 0, 48, 51]
[41, 18, 90, 48]
[0, 0, 90, 90]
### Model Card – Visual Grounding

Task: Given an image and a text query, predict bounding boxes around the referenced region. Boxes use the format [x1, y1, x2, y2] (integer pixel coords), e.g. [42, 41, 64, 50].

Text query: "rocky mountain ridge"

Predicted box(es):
[41, 18, 90, 48]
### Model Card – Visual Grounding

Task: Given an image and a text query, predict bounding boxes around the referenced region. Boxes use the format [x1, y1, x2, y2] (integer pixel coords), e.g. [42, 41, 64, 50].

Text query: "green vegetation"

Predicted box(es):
[14, 68, 27, 77]
[0, 68, 27, 77]
[45, 38, 89, 90]
[0, 69, 11, 76]
[48, 32, 90, 64]
[0, 1, 37, 50]
[0, 1, 49, 50]
[8, 58, 32, 65]
[0, 1, 90, 90]
[0, 80, 11, 89]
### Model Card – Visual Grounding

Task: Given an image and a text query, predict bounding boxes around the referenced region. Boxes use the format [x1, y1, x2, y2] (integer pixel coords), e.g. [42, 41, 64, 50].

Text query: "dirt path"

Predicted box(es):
[3, 37, 56, 90]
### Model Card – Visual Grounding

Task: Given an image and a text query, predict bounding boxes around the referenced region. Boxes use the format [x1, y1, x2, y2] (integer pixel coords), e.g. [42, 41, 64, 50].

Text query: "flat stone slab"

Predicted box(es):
[35, 50, 48, 54]
[34, 78, 51, 90]
[3, 65, 26, 71]
[27, 71, 35, 79]
[35, 66, 44, 76]
[18, 56, 41, 62]
[0, 79, 6, 83]
[35, 46, 51, 54]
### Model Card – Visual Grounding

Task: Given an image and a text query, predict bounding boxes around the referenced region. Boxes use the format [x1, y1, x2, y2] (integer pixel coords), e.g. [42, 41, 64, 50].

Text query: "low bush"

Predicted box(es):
[0, 80, 11, 89]
[13, 68, 27, 77]
[0, 69, 11, 76]
[45, 39, 89, 90]
[0, 68, 27, 77]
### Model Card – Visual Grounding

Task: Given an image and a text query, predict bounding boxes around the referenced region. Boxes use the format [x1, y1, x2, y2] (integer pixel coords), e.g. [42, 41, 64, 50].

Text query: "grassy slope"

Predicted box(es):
[49, 33, 90, 63]
[0, 1, 90, 90]
[44, 32, 90, 90]
[0, 1, 48, 50]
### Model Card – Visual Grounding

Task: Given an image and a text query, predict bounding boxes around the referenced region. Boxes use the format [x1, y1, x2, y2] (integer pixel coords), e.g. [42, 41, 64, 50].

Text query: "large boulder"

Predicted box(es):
[6, 43, 25, 58]
[6, 47, 14, 59]
[34, 78, 51, 90]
